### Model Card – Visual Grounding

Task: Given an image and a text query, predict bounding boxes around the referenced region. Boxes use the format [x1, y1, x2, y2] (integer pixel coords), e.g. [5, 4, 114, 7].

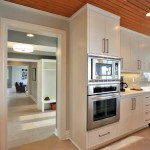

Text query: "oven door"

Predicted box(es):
[87, 93, 120, 130]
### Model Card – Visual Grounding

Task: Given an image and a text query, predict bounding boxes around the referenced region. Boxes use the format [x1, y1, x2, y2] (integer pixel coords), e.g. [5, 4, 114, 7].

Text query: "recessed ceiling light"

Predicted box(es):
[27, 33, 34, 37]
[13, 44, 34, 53]
[146, 12, 150, 17]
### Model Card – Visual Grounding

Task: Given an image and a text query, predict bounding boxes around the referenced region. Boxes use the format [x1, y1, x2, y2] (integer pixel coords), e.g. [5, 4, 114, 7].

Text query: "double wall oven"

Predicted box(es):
[87, 55, 121, 130]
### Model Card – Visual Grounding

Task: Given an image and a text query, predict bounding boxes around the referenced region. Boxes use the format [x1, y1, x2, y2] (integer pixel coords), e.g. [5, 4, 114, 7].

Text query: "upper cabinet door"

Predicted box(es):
[130, 33, 140, 72]
[120, 29, 131, 71]
[88, 11, 105, 55]
[105, 17, 120, 57]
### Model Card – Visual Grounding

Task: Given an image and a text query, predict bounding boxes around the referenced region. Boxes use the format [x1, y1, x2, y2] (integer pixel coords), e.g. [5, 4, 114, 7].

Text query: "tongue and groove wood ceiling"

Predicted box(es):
[5, 0, 150, 36]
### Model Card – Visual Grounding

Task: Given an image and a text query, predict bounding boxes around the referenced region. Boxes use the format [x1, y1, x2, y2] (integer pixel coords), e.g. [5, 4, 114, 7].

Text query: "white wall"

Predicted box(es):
[0, 0, 69, 133]
[0, 1, 69, 146]
[29, 62, 38, 102]
[12, 66, 28, 87]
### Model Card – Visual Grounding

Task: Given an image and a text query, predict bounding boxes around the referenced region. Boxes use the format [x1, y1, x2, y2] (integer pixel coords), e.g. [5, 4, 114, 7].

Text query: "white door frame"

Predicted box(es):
[0, 18, 67, 150]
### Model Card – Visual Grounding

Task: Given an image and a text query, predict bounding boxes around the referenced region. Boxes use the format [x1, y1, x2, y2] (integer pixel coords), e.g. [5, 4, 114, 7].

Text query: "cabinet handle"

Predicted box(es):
[134, 98, 136, 110]
[131, 98, 134, 110]
[131, 98, 136, 110]
[106, 39, 109, 53]
[140, 60, 141, 69]
[146, 111, 150, 114]
[137, 60, 139, 70]
[137, 60, 141, 70]
[145, 96, 150, 99]
[103, 38, 105, 53]
[145, 119, 150, 121]
[99, 132, 110, 137]
[145, 104, 150, 106]
[121, 58, 123, 69]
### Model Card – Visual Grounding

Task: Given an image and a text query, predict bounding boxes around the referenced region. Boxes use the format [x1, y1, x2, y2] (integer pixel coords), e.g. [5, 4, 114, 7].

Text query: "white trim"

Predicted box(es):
[65, 130, 70, 139]
[121, 27, 150, 39]
[30, 95, 37, 103]
[69, 138, 81, 150]
[54, 128, 58, 136]
[7, 58, 39, 62]
[0, 18, 67, 150]
[0, 1, 69, 21]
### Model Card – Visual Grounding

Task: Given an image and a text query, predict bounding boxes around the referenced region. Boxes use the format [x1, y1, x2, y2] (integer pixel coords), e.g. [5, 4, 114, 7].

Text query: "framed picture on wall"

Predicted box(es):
[32, 68, 36, 81]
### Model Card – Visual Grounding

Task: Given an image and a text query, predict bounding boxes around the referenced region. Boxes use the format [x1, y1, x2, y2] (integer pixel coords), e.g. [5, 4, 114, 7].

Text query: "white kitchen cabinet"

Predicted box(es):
[120, 29, 131, 71]
[139, 37, 150, 72]
[143, 95, 150, 124]
[87, 123, 118, 148]
[118, 95, 144, 136]
[88, 10, 120, 57]
[130, 34, 142, 72]
[120, 27, 150, 72]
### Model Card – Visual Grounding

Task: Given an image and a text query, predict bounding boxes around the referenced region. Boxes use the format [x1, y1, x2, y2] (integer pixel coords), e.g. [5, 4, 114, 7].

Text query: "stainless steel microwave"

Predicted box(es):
[88, 56, 120, 82]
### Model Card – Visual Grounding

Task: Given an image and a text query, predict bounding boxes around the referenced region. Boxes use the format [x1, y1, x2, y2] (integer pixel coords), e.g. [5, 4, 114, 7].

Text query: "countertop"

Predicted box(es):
[121, 87, 150, 97]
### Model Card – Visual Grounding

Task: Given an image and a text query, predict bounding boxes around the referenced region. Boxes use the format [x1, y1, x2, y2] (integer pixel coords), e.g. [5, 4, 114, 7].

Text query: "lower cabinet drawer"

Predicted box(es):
[87, 123, 118, 147]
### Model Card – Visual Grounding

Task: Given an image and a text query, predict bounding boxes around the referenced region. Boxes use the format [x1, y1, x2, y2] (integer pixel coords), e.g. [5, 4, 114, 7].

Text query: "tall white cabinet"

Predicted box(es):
[69, 4, 120, 150]
[38, 59, 56, 111]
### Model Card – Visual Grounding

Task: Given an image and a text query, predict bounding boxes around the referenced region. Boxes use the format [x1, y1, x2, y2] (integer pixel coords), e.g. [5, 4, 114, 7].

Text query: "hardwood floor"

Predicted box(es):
[7, 88, 56, 149]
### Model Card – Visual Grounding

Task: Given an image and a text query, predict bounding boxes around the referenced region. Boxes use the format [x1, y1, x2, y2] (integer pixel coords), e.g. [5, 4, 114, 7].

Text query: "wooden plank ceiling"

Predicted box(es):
[5, 0, 150, 36]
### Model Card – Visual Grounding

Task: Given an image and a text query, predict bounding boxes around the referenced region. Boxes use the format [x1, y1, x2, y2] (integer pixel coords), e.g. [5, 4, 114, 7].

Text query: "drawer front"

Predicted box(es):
[88, 123, 117, 146]
[144, 96, 150, 105]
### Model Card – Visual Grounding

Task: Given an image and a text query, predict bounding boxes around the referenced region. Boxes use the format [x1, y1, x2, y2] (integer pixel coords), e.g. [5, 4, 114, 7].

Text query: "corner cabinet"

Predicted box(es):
[88, 10, 120, 57]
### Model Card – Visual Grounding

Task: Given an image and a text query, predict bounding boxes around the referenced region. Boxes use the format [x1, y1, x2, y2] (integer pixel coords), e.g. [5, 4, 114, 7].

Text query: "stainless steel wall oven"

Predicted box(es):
[87, 83, 120, 130]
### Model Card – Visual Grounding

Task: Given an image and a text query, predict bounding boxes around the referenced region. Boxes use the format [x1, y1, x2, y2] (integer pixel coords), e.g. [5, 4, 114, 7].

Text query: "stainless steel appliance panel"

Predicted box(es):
[87, 92, 120, 130]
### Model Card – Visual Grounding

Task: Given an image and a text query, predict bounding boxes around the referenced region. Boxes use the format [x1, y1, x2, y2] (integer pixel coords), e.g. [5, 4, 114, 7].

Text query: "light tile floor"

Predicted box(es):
[100, 127, 150, 150]
[9, 127, 150, 150]
[7, 88, 56, 148]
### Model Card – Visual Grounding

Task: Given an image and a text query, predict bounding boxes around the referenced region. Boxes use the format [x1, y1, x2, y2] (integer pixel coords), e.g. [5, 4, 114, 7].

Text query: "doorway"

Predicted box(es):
[0, 18, 67, 150]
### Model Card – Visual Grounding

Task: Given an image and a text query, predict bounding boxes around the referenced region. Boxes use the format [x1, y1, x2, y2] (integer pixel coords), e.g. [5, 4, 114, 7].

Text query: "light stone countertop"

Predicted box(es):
[121, 87, 150, 97]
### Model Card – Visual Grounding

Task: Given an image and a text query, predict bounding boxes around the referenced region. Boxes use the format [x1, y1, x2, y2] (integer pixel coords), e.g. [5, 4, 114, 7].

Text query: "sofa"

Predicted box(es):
[15, 82, 26, 93]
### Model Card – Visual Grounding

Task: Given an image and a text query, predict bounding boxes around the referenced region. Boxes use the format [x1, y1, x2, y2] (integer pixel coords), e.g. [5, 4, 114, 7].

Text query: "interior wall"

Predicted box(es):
[0, 1, 69, 130]
[29, 62, 38, 102]
[7, 66, 12, 88]
[12, 66, 28, 87]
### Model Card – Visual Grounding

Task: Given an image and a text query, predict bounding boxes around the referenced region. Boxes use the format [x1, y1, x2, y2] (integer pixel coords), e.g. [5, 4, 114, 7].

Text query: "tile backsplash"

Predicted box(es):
[121, 72, 150, 88]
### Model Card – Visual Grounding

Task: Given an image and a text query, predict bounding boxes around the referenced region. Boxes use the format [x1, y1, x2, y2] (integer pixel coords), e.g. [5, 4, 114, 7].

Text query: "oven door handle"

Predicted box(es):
[91, 95, 119, 101]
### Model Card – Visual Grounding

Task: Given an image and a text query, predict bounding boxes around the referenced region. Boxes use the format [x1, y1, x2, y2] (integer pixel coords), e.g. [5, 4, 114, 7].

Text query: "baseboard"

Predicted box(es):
[54, 128, 58, 136]
[65, 130, 70, 139]
[30, 95, 37, 103]
[69, 137, 81, 150]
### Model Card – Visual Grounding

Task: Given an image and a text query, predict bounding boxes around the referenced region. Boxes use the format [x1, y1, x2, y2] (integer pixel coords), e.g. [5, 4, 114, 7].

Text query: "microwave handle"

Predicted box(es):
[103, 38, 105, 53]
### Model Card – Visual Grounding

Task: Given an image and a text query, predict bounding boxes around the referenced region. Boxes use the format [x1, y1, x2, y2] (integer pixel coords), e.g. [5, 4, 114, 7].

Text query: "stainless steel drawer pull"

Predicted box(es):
[103, 38, 105, 53]
[145, 119, 150, 121]
[146, 111, 150, 114]
[106, 39, 109, 53]
[99, 132, 110, 137]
